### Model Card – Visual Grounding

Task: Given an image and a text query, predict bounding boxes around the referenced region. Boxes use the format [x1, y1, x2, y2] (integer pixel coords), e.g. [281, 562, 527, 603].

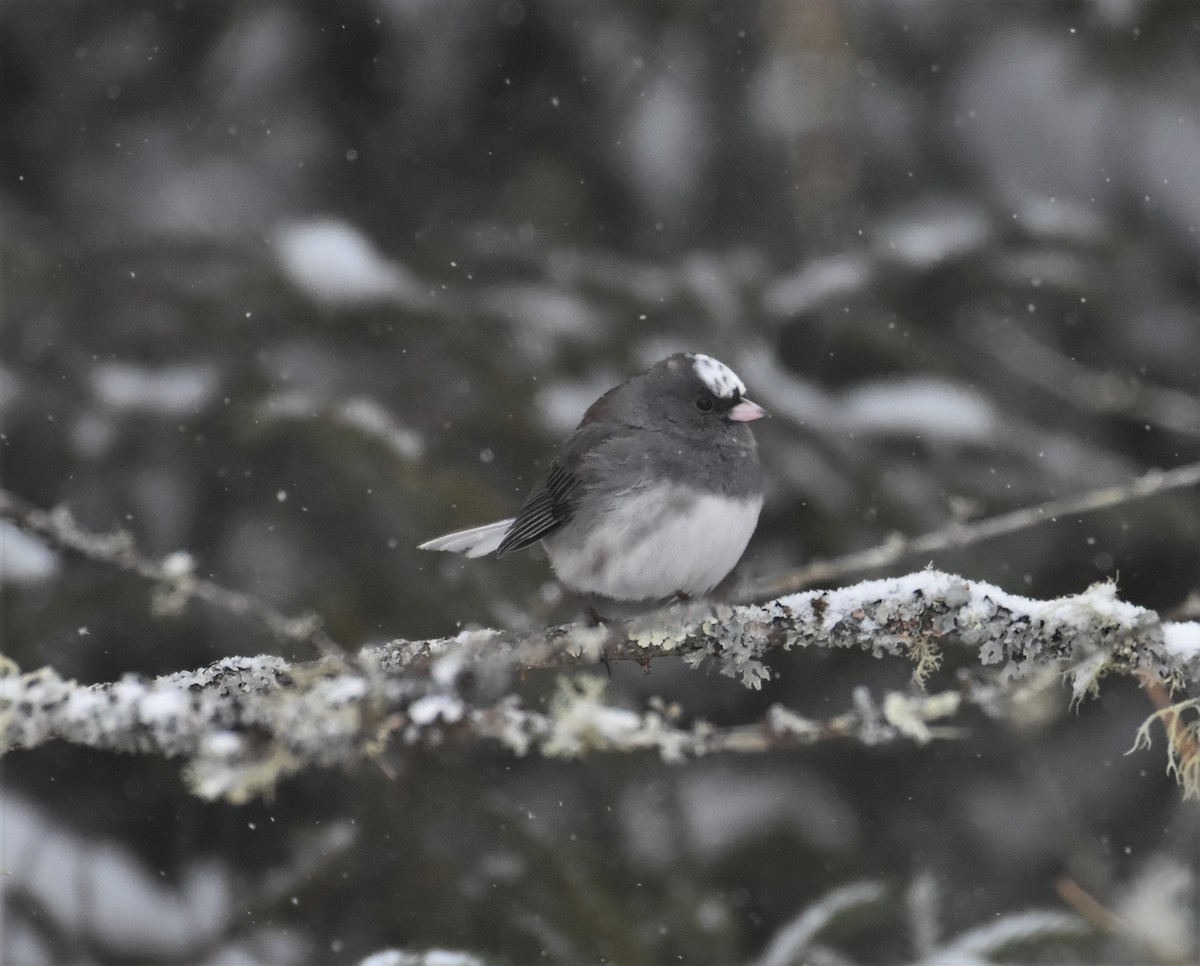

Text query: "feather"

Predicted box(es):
[418, 519, 514, 558]
[496, 460, 582, 556]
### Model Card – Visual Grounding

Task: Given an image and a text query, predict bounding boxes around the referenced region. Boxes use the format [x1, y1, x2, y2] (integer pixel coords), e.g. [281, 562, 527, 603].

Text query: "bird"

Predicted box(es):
[418, 353, 766, 603]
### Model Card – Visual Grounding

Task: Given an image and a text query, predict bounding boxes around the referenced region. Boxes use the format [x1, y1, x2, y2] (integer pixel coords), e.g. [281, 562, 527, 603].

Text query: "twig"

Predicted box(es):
[1054, 877, 1122, 935]
[0, 488, 340, 656]
[744, 461, 1200, 599]
[978, 323, 1200, 439]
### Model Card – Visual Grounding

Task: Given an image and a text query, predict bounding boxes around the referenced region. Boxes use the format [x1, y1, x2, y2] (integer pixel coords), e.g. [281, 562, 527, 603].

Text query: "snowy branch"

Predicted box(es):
[3, 571, 1198, 803]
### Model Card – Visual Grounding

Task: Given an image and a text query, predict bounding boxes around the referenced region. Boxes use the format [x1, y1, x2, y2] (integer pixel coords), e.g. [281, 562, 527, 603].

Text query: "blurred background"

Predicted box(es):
[2, 1, 1199, 962]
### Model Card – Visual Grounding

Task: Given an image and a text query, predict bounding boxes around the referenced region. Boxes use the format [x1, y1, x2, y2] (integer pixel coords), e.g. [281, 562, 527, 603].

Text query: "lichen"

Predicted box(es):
[542, 676, 641, 757]
[882, 691, 962, 744]
[906, 638, 943, 687]
[185, 738, 304, 804]
[627, 623, 681, 653]
[1129, 696, 1200, 800]
[712, 612, 772, 689]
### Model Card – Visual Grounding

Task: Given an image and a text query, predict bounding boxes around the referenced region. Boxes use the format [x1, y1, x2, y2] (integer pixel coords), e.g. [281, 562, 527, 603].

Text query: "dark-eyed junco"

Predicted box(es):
[419, 353, 766, 602]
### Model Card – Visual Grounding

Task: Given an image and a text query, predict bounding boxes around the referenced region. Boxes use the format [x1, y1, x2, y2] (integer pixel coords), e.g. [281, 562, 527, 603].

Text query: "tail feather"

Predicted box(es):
[417, 519, 515, 558]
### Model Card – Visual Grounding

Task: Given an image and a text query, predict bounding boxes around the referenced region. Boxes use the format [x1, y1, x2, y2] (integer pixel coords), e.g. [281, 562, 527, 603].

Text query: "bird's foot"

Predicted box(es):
[582, 598, 631, 676]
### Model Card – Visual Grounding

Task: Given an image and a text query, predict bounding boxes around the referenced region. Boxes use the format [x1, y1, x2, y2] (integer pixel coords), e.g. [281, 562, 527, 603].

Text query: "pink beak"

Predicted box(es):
[729, 397, 767, 422]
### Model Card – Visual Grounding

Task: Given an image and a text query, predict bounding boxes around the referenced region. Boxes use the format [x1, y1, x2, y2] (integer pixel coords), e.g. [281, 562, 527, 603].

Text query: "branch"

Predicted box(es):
[977, 323, 1200, 439]
[0, 488, 339, 655]
[743, 461, 1200, 598]
[3, 571, 1197, 803]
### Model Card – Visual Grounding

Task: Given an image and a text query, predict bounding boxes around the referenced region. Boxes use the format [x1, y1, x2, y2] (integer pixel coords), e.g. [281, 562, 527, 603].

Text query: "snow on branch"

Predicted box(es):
[3, 571, 1198, 803]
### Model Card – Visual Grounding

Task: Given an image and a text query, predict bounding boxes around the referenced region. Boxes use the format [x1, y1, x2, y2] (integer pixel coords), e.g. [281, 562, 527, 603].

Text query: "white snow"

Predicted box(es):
[840, 377, 996, 442]
[749, 50, 828, 139]
[874, 203, 992, 268]
[138, 689, 188, 725]
[318, 675, 368, 705]
[535, 372, 618, 434]
[1039, 579, 1147, 627]
[274, 218, 424, 306]
[335, 397, 425, 461]
[779, 571, 1196, 694]
[430, 652, 467, 688]
[111, 676, 148, 708]
[1163, 622, 1200, 658]
[0, 789, 233, 958]
[621, 46, 707, 214]
[201, 730, 245, 758]
[674, 766, 858, 863]
[91, 361, 220, 416]
[1016, 195, 1108, 242]
[359, 950, 485, 966]
[64, 687, 107, 722]
[160, 550, 196, 580]
[0, 521, 57, 584]
[762, 252, 874, 318]
[256, 391, 425, 462]
[482, 284, 602, 341]
[1113, 855, 1194, 960]
[408, 694, 464, 726]
[785, 570, 960, 631]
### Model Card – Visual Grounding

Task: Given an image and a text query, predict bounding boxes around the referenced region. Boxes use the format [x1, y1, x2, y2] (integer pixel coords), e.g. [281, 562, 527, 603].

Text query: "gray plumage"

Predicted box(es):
[419, 353, 766, 601]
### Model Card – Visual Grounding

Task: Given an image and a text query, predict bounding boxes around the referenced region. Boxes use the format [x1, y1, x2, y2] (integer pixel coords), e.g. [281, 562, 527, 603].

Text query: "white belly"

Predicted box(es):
[544, 485, 763, 601]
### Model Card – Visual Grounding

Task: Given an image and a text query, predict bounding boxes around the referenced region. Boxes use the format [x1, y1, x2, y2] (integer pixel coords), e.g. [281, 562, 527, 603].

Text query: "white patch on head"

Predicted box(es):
[688, 354, 745, 400]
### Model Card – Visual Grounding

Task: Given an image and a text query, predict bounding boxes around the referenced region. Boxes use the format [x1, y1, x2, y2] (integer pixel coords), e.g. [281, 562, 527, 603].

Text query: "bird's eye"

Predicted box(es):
[695, 396, 715, 412]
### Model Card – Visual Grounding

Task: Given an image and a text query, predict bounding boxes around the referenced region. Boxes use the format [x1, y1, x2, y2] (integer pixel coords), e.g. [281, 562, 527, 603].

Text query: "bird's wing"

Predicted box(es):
[496, 459, 582, 556]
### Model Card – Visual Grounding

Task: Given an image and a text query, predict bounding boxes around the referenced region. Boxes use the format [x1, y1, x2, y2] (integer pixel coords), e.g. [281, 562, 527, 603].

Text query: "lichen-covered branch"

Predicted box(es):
[3, 571, 1198, 803]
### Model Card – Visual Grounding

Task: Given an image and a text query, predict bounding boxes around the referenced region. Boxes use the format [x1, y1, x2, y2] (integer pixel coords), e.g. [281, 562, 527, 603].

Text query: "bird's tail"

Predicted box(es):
[417, 519, 515, 558]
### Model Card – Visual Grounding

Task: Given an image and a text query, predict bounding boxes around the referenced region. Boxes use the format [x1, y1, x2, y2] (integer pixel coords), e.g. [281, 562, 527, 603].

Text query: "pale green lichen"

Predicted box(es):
[906, 638, 943, 687]
[628, 624, 684, 653]
[542, 676, 639, 757]
[765, 704, 820, 739]
[712, 612, 772, 689]
[471, 695, 539, 757]
[1128, 696, 1200, 800]
[185, 745, 305, 804]
[882, 691, 962, 745]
